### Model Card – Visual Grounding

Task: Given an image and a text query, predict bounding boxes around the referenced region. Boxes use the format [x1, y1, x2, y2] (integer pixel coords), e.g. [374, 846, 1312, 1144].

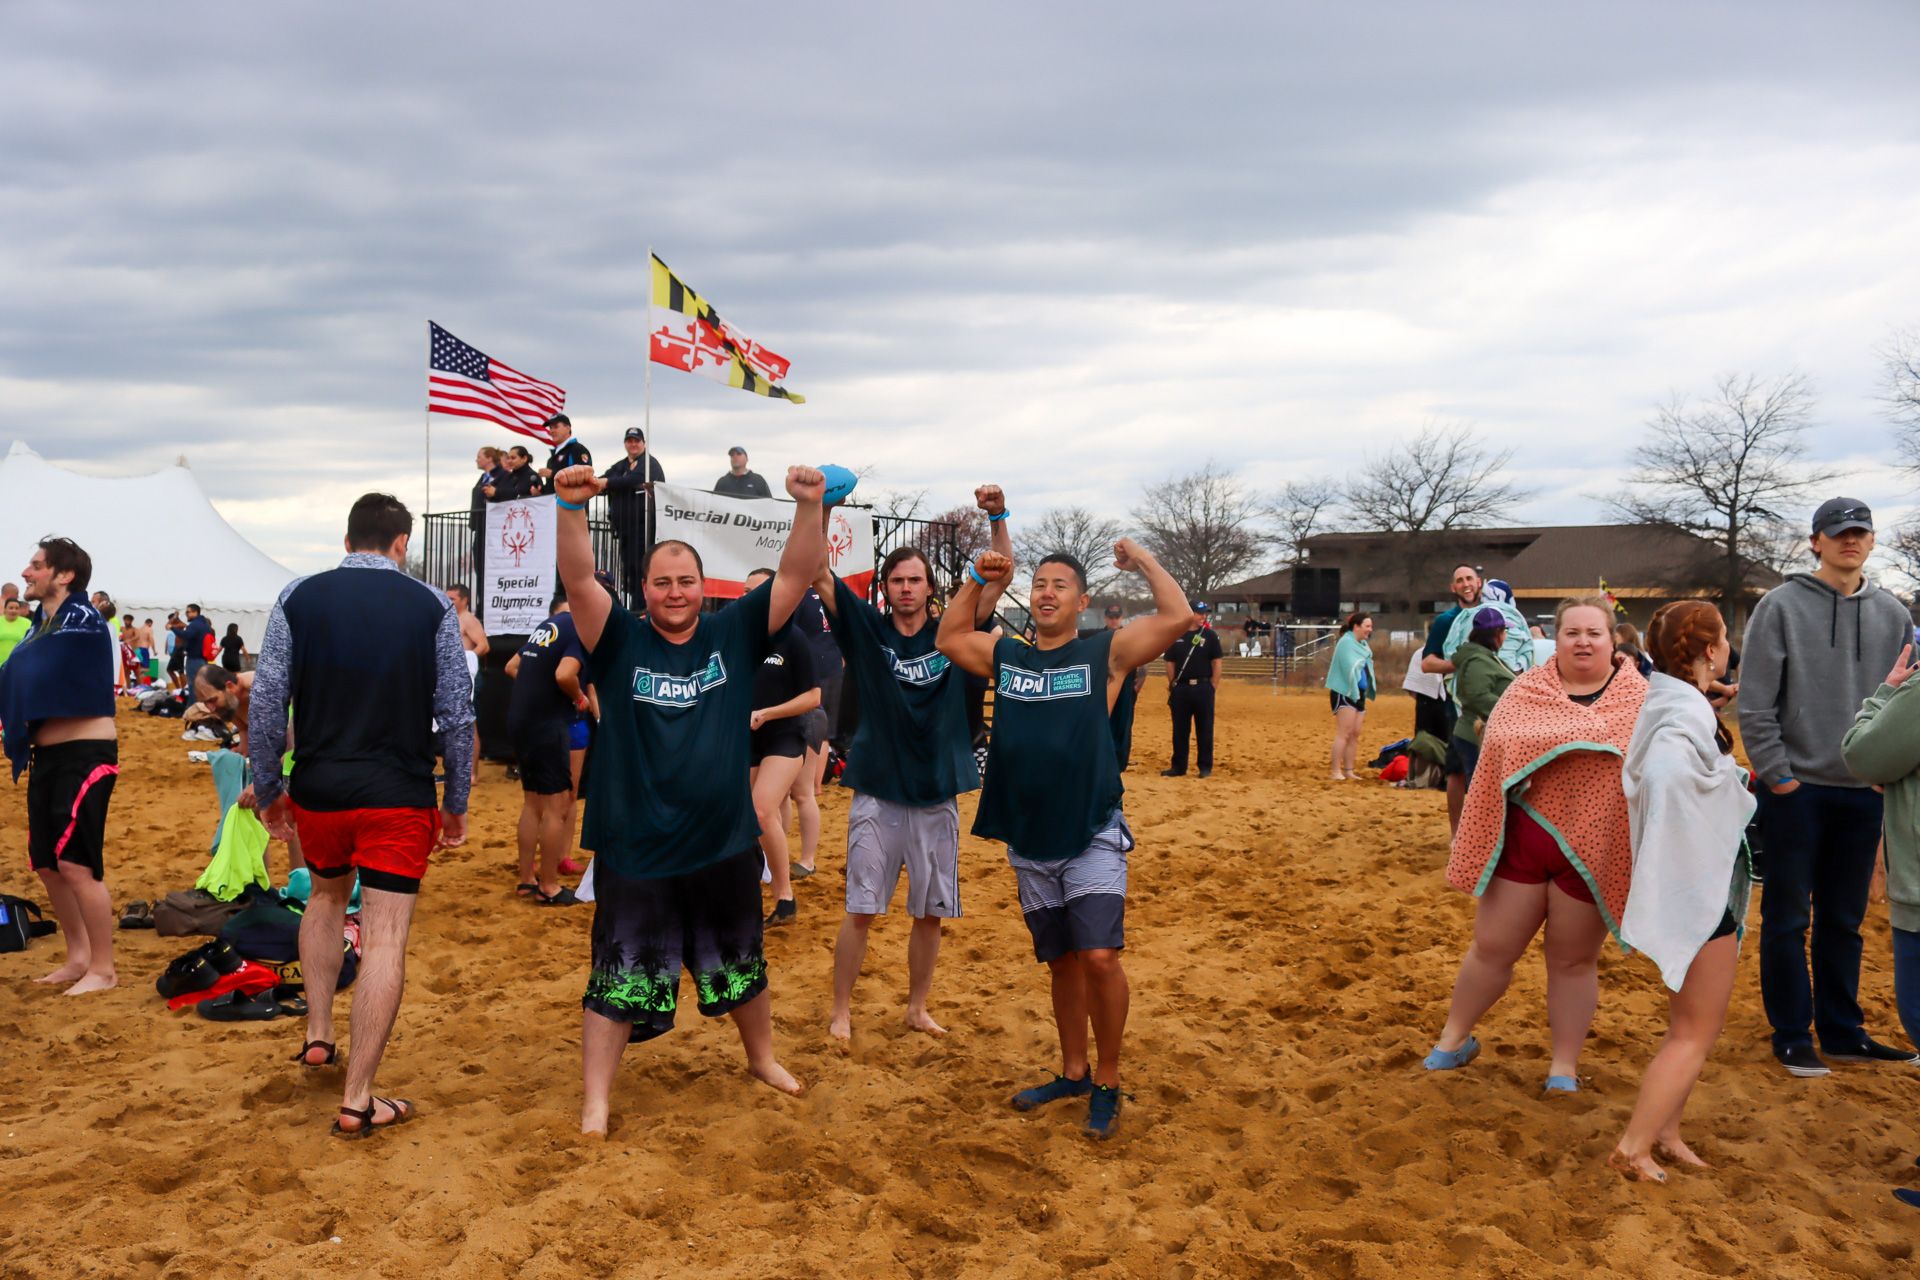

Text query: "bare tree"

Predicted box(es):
[1015, 506, 1125, 594]
[1610, 372, 1834, 628]
[1266, 476, 1343, 566]
[1343, 423, 1529, 615]
[1130, 463, 1263, 596]
[1883, 328, 1920, 476]
[919, 503, 991, 591]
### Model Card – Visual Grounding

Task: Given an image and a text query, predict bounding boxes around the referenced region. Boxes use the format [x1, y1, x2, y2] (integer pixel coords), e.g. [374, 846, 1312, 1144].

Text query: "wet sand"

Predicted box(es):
[3, 684, 1915, 1277]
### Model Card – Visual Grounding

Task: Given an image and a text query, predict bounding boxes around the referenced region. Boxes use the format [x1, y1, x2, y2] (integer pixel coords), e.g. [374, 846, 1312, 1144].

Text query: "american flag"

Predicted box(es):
[426, 322, 566, 443]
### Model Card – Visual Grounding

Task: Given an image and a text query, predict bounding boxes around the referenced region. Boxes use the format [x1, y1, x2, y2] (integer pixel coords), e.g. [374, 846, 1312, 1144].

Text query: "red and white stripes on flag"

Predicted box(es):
[426, 321, 566, 444]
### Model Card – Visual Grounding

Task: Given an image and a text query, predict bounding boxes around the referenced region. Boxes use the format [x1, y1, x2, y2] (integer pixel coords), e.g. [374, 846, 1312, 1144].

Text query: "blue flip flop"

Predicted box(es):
[1544, 1074, 1579, 1093]
[1423, 1036, 1480, 1071]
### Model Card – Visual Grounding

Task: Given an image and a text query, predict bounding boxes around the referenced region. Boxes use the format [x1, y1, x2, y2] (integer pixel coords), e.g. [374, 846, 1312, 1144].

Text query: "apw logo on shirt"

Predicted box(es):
[631, 653, 727, 707]
[997, 663, 1093, 702]
[881, 645, 949, 687]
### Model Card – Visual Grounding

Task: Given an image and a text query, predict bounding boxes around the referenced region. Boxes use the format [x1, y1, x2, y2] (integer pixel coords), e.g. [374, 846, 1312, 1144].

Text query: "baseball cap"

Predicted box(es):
[543, 413, 571, 431]
[728, 445, 747, 456]
[1103, 605, 1123, 618]
[624, 427, 645, 441]
[1812, 497, 1873, 537]
[1472, 606, 1507, 629]
[1190, 601, 1210, 613]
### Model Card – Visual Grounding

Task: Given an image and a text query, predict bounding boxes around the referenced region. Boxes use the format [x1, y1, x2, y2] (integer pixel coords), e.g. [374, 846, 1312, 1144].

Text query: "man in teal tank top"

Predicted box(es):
[815, 484, 1012, 1044]
[938, 538, 1193, 1139]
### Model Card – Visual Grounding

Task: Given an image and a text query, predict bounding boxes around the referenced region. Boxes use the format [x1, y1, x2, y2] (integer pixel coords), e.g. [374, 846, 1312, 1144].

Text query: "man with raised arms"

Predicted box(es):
[548, 461, 827, 1135]
[937, 539, 1193, 1140]
[817, 484, 1013, 1044]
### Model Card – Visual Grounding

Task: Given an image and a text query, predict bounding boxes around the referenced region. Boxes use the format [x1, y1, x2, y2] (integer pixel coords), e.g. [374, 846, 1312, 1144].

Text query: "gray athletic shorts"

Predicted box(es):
[844, 792, 962, 919]
[1006, 809, 1132, 964]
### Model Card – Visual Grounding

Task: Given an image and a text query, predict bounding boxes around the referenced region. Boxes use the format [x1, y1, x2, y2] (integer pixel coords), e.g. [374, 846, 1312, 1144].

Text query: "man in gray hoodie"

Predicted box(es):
[1741, 497, 1919, 1077]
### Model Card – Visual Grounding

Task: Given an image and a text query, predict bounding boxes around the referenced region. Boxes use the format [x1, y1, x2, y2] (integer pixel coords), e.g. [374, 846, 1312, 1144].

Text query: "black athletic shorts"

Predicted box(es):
[750, 724, 806, 765]
[28, 740, 119, 881]
[1709, 907, 1739, 941]
[166, 648, 185, 675]
[510, 718, 572, 795]
[1444, 734, 1479, 780]
[1329, 691, 1367, 714]
[582, 847, 768, 1043]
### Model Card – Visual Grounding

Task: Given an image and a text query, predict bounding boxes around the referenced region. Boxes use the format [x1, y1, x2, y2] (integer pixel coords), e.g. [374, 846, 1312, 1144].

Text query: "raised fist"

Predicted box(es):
[974, 485, 1005, 517]
[1113, 538, 1146, 573]
[787, 465, 826, 504]
[974, 550, 1013, 583]
[553, 465, 604, 506]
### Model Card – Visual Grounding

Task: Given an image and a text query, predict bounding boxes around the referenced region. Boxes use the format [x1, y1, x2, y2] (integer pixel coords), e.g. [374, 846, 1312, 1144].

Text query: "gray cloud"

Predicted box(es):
[3, 1, 1918, 569]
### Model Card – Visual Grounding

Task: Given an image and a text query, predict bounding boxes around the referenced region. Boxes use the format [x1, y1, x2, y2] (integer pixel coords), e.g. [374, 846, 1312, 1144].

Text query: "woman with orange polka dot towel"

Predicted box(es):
[1423, 596, 1648, 1093]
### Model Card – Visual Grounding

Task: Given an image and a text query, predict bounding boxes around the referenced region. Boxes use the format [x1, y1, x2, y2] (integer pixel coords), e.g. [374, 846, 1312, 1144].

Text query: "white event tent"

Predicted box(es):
[0, 441, 297, 647]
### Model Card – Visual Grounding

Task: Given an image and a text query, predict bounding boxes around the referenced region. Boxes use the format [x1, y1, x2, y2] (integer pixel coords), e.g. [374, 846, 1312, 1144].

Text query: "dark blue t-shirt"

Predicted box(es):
[581, 584, 773, 878]
[509, 611, 586, 729]
[972, 630, 1122, 861]
[832, 577, 978, 806]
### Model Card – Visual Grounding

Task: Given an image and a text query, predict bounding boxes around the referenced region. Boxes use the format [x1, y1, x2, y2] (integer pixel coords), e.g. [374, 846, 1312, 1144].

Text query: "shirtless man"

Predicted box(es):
[447, 584, 490, 783]
[0, 538, 121, 993]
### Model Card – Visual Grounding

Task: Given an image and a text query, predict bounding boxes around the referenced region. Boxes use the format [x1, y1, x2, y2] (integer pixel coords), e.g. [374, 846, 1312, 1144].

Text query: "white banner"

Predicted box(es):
[652, 483, 874, 600]
[479, 495, 557, 632]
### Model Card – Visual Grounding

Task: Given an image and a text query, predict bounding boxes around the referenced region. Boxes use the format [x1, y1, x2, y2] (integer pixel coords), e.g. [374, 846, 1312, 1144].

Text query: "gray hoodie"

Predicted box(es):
[1739, 572, 1912, 788]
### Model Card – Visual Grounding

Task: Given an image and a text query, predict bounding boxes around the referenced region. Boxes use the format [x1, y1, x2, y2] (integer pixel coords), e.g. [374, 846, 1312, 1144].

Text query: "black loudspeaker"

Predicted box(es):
[1292, 567, 1341, 618]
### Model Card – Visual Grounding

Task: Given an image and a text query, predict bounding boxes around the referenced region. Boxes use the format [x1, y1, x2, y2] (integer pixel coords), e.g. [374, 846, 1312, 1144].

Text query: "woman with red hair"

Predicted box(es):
[1610, 601, 1753, 1183]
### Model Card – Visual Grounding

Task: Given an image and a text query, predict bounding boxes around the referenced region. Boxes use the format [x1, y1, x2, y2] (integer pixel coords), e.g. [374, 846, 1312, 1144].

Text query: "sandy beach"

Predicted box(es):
[3, 682, 1916, 1278]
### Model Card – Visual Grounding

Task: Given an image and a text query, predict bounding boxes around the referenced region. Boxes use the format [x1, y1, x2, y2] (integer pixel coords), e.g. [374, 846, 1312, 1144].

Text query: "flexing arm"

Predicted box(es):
[937, 551, 1011, 676]
[1109, 539, 1196, 675]
[552, 465, 612, 651]
[974, 484, 1013, 623]
[769, 466, 828, 634]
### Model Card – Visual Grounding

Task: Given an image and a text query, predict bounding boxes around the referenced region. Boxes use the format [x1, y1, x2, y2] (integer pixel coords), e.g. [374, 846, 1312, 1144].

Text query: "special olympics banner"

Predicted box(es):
[653, 483, 873, 600]
[479, 495, 557, 631]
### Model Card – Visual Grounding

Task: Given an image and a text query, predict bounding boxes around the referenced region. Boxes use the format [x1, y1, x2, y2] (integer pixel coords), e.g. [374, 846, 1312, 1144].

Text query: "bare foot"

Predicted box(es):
[905, 1009, 947, 1036]
[580, 1106, 609, 1136]
[1655, 1137, 1710, 1169]
[1329, 773, 1348, 782]
[64, 971, 117, 995]
[36, 963, 88, 985]
[1607, 1148, 1666, 1183]
[748, 1059, 805, 1096]
[828, 1012, 852, 1048]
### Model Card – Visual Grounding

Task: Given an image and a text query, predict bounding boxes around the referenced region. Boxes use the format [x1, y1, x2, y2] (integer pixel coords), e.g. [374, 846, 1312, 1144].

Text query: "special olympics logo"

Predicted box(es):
[500, 505, 537, 567]
[827, 511, 854, 566]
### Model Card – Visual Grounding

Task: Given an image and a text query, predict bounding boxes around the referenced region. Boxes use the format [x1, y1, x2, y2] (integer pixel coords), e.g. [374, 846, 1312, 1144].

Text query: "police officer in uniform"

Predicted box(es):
[539, 414, 593, 492]
[1162, 602, 1221, 777]
[602, 427, 666, 606]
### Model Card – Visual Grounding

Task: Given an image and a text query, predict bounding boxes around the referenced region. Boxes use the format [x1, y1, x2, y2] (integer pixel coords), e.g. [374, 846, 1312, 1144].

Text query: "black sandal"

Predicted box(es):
[331, 1096, 415, 1139]
[292, 1040, 337, 1068]
[533, 885, 581, 906]
[514, 882, 539, 898]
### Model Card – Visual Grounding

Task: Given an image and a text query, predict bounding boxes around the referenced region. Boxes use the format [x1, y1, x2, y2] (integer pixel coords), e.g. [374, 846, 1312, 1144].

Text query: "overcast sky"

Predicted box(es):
[4, 2, 1918, 574]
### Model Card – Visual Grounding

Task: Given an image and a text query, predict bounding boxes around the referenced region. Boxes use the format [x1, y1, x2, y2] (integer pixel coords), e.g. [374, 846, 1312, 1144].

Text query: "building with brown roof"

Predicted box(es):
[1213, 524, 1782, 632]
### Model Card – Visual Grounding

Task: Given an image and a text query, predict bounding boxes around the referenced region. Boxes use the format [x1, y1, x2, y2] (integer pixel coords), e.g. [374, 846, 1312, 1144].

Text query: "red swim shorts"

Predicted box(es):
[1491, 804, 1596, 904]
[291, 804, 439, 892]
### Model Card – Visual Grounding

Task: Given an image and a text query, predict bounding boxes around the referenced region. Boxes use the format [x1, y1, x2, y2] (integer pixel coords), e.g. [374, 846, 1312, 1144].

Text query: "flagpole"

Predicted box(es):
[423, 321, 432, 537]
[644, 245, 654, 457]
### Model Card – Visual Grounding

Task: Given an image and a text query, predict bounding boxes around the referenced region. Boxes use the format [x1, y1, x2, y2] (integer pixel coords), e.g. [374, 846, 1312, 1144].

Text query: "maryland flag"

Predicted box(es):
[647, 254, 805, 403]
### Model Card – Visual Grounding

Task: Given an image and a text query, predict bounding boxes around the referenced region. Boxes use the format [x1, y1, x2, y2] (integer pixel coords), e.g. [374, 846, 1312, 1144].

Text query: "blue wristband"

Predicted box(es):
[966, 565, 988, 587]
[556, 497, 586, 511]
[987, 511, 1009, 522]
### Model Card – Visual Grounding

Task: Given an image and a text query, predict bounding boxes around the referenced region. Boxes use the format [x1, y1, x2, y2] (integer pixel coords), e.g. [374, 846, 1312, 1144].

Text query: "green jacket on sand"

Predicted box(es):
[1841, 678, 1920, 933]
[1451, 642, 1516, 747]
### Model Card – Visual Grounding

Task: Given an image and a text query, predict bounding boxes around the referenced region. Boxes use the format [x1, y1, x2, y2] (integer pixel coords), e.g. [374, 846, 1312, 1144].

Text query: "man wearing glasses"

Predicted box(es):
[1741, 498, 1920, 1077]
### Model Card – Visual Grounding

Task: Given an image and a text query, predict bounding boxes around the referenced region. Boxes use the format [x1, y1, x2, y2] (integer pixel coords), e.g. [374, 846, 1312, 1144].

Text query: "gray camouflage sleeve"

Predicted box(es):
[246, 582, 299, 808]
[433, 598, 474, 815]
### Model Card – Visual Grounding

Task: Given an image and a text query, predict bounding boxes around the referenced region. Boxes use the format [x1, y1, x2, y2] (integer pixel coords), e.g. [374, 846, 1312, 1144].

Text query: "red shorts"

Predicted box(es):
[1491, 805, 1596, 904]
[291, 803, 439, 890]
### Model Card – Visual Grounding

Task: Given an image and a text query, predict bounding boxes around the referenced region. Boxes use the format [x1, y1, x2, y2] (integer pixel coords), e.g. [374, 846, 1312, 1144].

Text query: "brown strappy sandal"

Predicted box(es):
[331, 1096, 415, 1139]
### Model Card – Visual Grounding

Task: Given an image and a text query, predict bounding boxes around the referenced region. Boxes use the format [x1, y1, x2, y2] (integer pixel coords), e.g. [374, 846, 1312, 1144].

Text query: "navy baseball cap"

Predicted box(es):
[543, 413, 571, 430]
[1190, 601, 1210, 613]
[1812, 497, 1873, 537]
[624, 427, 645, 440]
